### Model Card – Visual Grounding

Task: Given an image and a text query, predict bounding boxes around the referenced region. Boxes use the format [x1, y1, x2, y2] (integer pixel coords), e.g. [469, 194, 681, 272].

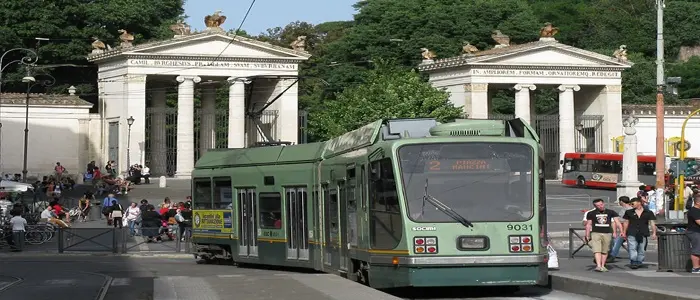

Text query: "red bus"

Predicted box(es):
[561, 152, 657, 189]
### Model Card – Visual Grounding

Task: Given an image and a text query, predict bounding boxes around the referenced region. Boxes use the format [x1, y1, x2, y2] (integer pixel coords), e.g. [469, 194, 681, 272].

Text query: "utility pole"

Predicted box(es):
[655, 0, 666, 188]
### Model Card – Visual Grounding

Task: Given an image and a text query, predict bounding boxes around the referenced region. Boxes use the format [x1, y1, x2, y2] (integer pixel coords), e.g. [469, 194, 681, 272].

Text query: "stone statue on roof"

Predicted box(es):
[290, 36, 307, 52]
[170, 22, 192, 37]
[613, 45, 628, 62]
[462, 42, 479, 54]
[491, 30, 510, 48]
[539, 22, 559, 38]
[204, 10, 227, 32]
[420, 48, 436, 61]
[118, 29, 134, 48]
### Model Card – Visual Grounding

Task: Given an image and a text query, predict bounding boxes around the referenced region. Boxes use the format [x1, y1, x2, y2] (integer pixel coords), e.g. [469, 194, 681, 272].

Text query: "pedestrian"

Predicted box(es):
[124, 202, 141, 236]
[686, 195, 700, 274]
[585, 198, 620, 272]
[622, 197, 657, 269]
[9, 210, 27, 252]
[102, 193, 117, 225]
[109, 200, 124, 229]
[609, 196, 632, 262]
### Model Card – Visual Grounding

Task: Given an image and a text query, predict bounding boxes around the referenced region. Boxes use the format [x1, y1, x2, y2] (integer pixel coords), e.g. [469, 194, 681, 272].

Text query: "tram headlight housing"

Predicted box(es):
[457, 236, 488, 250]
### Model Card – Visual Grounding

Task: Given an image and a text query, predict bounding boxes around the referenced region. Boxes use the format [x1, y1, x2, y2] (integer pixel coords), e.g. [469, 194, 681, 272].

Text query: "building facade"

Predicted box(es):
[0, 90, 97, 179]
[418, 37, 633, 178]
[87, 31, 310, 177]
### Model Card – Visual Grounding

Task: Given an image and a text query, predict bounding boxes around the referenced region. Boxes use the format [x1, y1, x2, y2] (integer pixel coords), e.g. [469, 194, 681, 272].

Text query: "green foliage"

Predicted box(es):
[0, 0, 185, 101]
[309, 62, 462, 140]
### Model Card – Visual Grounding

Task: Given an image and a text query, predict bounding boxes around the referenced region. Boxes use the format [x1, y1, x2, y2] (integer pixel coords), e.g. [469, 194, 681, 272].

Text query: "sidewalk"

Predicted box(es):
[552, 252, 700, 300]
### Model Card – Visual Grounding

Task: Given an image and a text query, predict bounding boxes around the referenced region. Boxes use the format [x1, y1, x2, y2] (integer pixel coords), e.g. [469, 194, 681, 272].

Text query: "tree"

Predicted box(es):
[309, 62, 463, 140]
[0, 0, 185, 102]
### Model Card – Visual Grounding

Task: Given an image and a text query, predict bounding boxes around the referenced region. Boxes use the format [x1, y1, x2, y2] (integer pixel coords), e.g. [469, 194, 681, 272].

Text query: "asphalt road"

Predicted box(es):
[0, 255, 599, 300]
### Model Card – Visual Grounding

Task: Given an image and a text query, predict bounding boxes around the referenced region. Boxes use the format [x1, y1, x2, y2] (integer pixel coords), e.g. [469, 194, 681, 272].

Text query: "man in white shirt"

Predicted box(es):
[141, 165, 151, 184]
[9, 212, 27, 252]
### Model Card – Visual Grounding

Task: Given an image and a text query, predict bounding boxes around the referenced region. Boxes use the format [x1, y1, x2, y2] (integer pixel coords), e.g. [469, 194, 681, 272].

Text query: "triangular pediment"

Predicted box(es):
[128, 34, 309, 59]
[418, 40, 632, 72]
[468, 43, 632, 68]
[87, 32, 310, 62]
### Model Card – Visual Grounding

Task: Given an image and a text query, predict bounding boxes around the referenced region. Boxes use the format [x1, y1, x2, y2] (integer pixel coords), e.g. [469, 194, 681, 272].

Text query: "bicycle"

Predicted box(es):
[24, 223, 57, 245]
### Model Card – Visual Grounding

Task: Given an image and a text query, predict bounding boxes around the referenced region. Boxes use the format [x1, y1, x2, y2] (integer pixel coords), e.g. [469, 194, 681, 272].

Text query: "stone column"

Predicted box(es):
[616, 115, 643, 200]
[78, 119, 90, 182]
[227, 77, 248, 148]
[602, 85, 623, 152]
[175, 75, 200, 178]
[199, 85, 217, 154]
[557, 84, 580, 179]
[277, 79, 299, 144]
[150, 88, 167, 176]
[464, 83, 489, 119]
[124, 75, 147, 174]
[513, 84, 536, 124]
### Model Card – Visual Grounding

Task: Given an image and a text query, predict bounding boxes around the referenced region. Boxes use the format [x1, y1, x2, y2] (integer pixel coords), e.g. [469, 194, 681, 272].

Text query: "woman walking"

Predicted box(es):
[124, 202, 141, 236]
[109, 200, 124, 229]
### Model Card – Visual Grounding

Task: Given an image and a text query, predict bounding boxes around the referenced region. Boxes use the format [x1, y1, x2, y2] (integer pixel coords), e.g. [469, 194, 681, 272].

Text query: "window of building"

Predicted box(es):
[369, 157, 402, 249]
[259, 192, 282, 229]
[212, 178, 233, 209]
[193, 178, 212, 209]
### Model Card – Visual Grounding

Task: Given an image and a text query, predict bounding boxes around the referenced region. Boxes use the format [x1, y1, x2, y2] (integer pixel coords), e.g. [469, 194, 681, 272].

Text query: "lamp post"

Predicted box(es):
[0, 48, 38, 172]
[20, 70, 55, 182]
[655, 0, 666, 188]
[126, 116, 135, 172]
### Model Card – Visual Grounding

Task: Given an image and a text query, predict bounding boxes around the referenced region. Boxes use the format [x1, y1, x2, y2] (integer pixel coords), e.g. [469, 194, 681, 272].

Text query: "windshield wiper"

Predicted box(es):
[421, 179, 474, 228]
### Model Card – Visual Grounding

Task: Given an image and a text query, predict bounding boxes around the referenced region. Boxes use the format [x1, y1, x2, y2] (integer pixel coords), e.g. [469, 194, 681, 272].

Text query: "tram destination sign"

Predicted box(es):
[127, 59, 298, 70]
[469, 69, 620, 78]
[424, 159, 508, 172]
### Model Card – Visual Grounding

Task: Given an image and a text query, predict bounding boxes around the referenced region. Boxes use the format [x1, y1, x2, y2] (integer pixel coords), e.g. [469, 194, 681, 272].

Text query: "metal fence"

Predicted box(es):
[144, 107, 308, 176]
[56, 227, 193, 254]
[488, 114, 604, 179]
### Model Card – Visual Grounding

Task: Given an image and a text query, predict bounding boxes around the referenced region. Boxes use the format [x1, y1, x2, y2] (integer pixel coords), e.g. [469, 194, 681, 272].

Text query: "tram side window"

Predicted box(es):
[369, 158, 402, 249]
[193, 179, 213, 209]
[259, 193, 282, 229]
[212, 178, 233, 209]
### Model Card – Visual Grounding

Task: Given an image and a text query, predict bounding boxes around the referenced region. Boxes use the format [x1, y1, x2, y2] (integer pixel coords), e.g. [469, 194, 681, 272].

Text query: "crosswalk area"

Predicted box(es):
[0, 273, 401, 300]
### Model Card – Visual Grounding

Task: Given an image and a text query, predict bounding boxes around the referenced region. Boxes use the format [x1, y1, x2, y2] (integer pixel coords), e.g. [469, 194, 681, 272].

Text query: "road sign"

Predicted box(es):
[671, 160, 688, 176]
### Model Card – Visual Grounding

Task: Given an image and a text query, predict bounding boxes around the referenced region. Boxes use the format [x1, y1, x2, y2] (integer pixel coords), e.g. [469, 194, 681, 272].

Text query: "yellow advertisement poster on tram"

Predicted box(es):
[192, 210, 233, 233]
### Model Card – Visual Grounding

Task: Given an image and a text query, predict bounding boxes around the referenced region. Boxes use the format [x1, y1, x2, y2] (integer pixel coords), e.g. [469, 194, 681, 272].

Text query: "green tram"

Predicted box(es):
[190, 118, 549, 288]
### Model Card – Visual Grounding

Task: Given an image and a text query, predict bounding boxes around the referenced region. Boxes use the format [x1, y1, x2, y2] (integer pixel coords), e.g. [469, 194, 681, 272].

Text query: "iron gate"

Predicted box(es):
[488, 114, 604, 179]
[144, 108, 307, 176]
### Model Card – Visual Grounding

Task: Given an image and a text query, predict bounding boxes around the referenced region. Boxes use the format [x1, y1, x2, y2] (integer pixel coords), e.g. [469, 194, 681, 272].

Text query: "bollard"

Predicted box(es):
[159, 176, 167, 188]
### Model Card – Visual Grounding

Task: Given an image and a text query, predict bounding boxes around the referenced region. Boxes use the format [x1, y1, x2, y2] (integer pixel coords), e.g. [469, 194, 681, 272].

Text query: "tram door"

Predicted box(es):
[338, 181, 348, 271]
[237, 189, 258, 257]
[285, 187, 309, 260]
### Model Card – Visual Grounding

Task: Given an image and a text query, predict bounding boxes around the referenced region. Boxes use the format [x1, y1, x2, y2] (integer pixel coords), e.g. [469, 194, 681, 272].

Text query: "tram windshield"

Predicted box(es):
[398, 142, 534, 223]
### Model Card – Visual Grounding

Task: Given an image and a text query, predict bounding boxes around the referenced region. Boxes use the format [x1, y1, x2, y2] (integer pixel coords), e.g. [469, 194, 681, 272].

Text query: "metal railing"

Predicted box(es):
[56, 227, 193, 254]
[567, 227, 627, 258]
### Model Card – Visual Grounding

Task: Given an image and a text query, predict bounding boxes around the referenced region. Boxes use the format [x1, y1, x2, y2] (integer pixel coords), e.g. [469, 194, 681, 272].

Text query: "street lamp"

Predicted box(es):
[126, 116, 135, 172]
[0, 48, 38, 171]
[20, 70, 55, 182]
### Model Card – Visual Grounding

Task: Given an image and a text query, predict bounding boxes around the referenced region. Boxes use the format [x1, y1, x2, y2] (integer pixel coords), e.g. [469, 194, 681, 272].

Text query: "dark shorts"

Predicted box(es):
[687, 231, 700, 255]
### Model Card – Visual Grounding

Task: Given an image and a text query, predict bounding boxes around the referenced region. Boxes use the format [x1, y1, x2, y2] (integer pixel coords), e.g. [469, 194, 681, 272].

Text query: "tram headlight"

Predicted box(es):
[458, 236, 488, 250]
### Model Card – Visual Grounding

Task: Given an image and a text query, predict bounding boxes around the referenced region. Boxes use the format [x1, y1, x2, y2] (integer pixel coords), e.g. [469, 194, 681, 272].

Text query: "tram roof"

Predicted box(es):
[195, 142, 325, 169]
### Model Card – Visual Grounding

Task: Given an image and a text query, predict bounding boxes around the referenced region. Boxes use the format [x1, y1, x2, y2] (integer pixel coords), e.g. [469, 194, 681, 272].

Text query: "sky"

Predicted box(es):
[183, 0, 358, 35]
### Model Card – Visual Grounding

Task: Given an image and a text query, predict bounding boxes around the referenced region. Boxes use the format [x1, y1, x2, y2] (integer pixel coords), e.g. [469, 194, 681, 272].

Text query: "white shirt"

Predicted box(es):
[10, 216, 27, 231]
[142, 167, 150, 175]
[40, 209, 53, 219]
[125, 207, 140, 221]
